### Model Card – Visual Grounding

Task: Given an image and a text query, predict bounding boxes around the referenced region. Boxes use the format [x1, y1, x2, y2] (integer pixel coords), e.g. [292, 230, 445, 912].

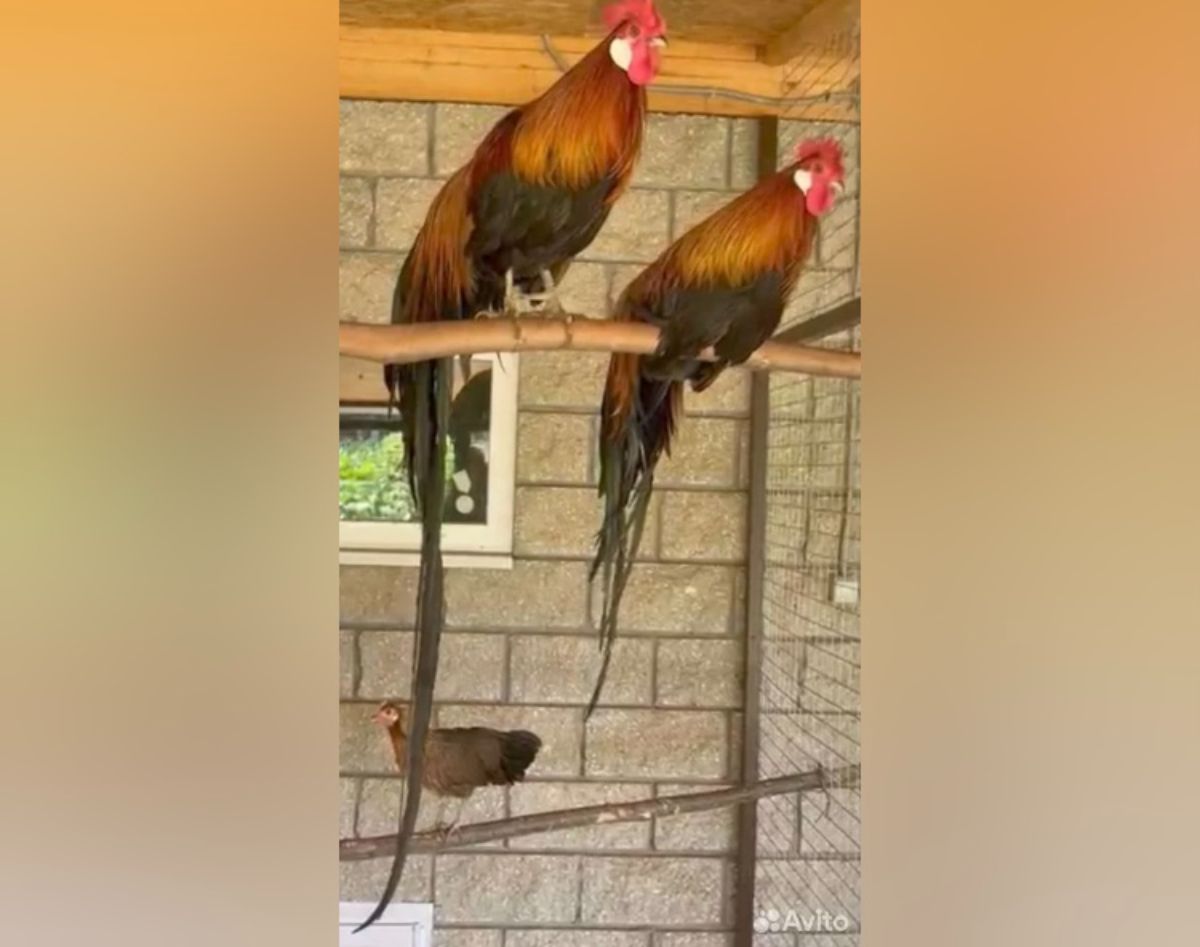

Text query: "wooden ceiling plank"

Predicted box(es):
[762, 0, 857, 66]
[339, 25, 858, 121]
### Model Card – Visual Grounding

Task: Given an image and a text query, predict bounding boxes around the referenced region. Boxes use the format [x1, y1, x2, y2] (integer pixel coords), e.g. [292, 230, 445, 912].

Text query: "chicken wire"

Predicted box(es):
[747, 18, 861, 947]
[776, 17, 860, 334]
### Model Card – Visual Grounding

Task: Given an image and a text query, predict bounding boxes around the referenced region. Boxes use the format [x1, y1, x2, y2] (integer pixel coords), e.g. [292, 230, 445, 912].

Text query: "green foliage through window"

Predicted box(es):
[338, 431, 456, 522]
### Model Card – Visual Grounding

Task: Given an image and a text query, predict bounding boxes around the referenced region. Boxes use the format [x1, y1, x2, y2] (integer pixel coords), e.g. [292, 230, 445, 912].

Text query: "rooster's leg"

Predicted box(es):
[525, 268, 568, 319]
[502, 268, 531, 318]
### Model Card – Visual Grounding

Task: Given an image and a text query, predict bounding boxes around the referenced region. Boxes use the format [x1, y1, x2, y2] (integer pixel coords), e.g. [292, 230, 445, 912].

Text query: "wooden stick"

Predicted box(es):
[339, 317, 862, 380]
[340, 765, 859, 860]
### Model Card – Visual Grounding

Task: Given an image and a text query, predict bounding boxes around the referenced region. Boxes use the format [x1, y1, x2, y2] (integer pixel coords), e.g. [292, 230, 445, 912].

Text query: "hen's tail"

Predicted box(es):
[499, 730, 543, 782]
[587, 353, 681, 718]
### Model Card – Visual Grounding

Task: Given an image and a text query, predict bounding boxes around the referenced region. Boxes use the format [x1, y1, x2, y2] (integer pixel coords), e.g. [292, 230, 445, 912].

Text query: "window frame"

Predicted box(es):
[338, 901, 433, 946]
[338, 352, 518, 570]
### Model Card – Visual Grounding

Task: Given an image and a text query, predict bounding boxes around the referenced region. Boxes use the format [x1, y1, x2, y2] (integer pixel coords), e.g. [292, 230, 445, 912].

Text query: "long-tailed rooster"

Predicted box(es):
[362, 0, 667, 931]
[372, 701, 542, 837]
[586, 138, 847, 716]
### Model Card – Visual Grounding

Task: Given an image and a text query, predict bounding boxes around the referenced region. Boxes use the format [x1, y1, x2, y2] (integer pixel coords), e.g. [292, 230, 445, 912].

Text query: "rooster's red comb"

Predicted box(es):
[603, 0, 666, 34]
[795, 137, 845, 169]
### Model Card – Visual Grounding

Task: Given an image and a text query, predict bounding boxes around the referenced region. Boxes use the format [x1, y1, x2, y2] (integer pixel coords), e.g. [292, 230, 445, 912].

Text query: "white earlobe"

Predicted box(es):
[793, 168, 813, 194]
[609, 37, 633, 72]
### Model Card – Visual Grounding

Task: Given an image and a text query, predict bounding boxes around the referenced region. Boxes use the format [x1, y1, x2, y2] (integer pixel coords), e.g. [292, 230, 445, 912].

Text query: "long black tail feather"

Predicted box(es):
[354, 357, 450, 933]
[586, 374, 679, 719]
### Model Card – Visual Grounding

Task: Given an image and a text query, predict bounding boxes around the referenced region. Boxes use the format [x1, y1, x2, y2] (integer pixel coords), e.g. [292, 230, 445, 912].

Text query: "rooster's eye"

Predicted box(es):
[628, 25, 641, 39]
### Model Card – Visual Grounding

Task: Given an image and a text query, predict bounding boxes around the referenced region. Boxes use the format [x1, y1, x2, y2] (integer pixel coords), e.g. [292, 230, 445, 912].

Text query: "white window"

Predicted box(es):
[339, 353, 517, 569]
[338, 902, 433, 947]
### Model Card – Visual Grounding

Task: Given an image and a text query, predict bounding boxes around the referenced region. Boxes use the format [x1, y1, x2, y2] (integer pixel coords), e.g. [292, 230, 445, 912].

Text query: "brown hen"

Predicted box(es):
[371, 701, 542, 833]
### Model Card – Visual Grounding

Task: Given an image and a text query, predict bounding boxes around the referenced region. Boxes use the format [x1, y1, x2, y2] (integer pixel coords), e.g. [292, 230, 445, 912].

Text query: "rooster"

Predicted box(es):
[586, 138, 847, 716]
[362, 0, 667, 930]
[372, 701, 542, 838]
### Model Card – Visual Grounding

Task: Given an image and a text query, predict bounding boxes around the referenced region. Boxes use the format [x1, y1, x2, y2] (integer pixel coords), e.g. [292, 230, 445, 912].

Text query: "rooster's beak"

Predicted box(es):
[650, 36, 668, 48]
[832, 182, 845, 196]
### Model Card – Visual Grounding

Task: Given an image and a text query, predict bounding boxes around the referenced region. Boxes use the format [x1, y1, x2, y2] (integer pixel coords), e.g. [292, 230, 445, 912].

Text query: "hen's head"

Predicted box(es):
[604, 0, 667, 86]
[791, 138, 846, 216]
[371, 701, 406, 729]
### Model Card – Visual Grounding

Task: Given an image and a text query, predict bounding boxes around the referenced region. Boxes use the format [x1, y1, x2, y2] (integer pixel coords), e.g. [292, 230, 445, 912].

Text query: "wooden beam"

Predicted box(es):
[340, 25, 857, 121]
[763, 0, 858, 66]
[338, 317, 863, 380]
[341, 766, 860, 860]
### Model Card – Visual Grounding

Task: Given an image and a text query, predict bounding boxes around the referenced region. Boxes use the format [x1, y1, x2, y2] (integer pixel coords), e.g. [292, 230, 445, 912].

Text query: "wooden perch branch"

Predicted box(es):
[339, 317, 861, 380]
[340, 765, 859, 860]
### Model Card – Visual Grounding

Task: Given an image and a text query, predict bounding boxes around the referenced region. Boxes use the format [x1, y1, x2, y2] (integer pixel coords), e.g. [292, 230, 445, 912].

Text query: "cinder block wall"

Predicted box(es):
[339, 99, 858, 947]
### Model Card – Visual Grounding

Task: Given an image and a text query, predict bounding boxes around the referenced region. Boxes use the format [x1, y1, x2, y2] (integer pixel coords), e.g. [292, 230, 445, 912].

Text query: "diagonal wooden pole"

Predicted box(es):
[340, 766, 859, 860]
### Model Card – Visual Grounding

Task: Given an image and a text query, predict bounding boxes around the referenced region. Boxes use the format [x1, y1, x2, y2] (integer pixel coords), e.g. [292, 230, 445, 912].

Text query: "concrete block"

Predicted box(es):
[783, 269, 855, 327]
[581, 857, 725, 925]
[591, 564, 736, 635]
[657, 418, 740, 488]
[339, 251, 403, 324]
[516, 413, 593, 484]
[358, 631, 506, 702]
[435, 854, 580, 923]
[340, 565, 418, 625]
[519, 351, 608, 410]
[684, 371, 751, 417]
[340, 777, 358, 838]
[509, 634, 653, 706]
[434, 103, 510, 176]
[557, 261, 612, 316]
[340, 100, 431, 175]
[339, 177, 373, 247]
[375, 177, 444, 250]
[434, 931, 503, 947]
[584, 190, 670, 262]
[445, 560, 589, 630]
[339, 855, 432, 902]
[656, 934, 734, 947]
[514, 486, 659, 559]
[656, 639, 742, 709]
[659, 492, 748, 562]
[729, 118, 760, 189]
[585, 709, 727, 779]
[509, 932, 649, 947]
[654, 783, 736, 853]
[633, 115, 730, 189]
[340, 630, 357, 698]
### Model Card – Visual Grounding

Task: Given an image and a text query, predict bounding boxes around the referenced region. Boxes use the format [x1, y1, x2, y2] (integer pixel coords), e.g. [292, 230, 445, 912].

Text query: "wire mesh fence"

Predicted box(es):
[749, 15, 861, 945]
[754, 333, 861, 944]
[777, 15, 860, 334]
